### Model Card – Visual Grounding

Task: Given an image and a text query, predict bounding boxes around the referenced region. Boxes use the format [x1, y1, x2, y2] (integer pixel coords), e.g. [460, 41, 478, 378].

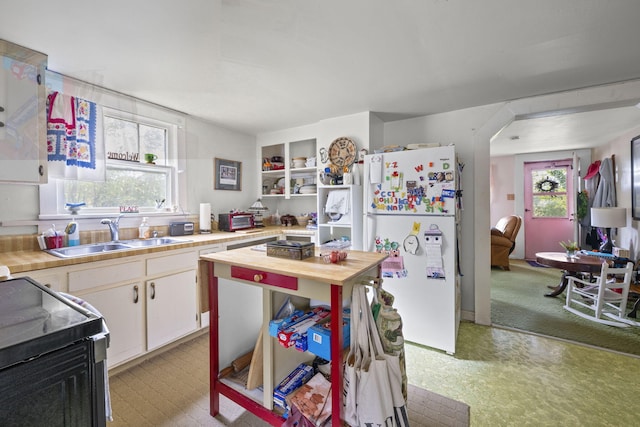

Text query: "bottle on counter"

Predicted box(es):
[139, 217, 151, 239]
[65, 218, 80, 246]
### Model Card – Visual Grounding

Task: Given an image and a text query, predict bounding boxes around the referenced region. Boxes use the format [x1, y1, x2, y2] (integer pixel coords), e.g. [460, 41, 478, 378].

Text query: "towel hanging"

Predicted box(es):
[325, 190, 350, 214]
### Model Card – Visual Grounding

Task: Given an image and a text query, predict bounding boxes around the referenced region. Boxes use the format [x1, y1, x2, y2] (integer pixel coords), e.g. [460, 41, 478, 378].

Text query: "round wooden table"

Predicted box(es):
[535, 252, 607, 297]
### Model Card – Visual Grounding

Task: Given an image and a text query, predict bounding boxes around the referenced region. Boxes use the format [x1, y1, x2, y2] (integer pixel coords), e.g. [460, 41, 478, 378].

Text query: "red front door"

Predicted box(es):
[524, 159, 575, 259]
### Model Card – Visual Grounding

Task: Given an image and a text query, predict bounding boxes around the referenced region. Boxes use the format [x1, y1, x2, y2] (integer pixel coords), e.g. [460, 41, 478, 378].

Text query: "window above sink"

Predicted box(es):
[38, 75, 187, 219]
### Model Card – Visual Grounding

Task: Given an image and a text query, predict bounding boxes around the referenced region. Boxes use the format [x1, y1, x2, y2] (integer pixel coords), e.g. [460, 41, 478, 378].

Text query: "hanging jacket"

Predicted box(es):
[592, 157, 615, 208]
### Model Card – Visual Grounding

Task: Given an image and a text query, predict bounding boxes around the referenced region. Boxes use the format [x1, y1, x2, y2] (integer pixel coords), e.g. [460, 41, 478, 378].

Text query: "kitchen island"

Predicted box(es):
[200, 246, 387, 427]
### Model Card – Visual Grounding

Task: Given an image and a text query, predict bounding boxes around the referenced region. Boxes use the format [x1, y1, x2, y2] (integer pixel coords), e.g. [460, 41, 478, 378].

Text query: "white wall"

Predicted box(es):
[593, 126, 640, 259]
[255, 111, 384, 220]
[490, 155, 516, 226]
[0, 73, 258, 236]
[383, 103, 503, 318]
[184, 117, 256, 221]
[384, 79, 640, 325]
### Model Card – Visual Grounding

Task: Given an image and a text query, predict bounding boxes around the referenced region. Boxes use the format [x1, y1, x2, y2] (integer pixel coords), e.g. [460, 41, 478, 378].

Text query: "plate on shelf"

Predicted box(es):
[299, 185, 316, 194]
[328, 137, 356, 169]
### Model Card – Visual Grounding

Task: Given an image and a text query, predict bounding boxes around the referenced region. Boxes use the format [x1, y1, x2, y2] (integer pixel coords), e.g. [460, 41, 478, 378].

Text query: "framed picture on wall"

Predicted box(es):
[214, 158, 242, 191]
[631, 135, 640, 219]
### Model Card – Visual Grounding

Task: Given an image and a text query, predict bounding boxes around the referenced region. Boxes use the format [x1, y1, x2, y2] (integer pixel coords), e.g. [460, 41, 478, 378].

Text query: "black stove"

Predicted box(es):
[0, 277, 108, 426]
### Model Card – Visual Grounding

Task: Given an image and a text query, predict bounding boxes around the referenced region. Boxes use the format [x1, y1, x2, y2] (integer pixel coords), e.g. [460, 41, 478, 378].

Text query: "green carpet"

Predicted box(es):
[491, 259, 640, 356]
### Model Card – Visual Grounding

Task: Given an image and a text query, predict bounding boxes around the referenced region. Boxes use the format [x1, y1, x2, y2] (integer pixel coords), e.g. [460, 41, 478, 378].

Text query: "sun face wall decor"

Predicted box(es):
[328, 137, 356, 169]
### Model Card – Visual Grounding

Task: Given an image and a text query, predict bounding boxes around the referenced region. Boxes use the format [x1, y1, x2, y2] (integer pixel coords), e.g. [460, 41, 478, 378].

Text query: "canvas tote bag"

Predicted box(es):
[343, 284, 409, 427]
[372, 285, 408, 401]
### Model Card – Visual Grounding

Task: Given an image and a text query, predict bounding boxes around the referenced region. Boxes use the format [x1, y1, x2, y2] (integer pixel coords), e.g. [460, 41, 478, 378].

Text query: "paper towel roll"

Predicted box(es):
[199, 203, 211, 233]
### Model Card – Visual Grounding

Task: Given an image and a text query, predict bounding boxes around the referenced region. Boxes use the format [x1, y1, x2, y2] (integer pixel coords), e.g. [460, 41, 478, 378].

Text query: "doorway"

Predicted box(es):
[523, 159, 575, 259]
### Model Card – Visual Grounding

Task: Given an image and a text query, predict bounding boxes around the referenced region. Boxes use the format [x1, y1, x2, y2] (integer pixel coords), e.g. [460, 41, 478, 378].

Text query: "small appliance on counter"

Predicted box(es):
[248, 199, 269, 227]
[218, 212, 255, 232]
[169, 221, 194, 236]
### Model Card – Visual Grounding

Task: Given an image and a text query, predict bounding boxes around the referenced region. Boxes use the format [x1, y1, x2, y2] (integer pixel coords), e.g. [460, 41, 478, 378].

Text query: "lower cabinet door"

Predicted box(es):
[146, 270, 198, 351]
[82, 283, 145, 368]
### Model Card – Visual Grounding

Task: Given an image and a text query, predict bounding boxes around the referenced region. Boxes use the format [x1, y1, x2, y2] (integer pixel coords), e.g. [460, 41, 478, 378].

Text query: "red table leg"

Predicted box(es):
[208, 262, 220, 417]
[330, 284, 344, 427]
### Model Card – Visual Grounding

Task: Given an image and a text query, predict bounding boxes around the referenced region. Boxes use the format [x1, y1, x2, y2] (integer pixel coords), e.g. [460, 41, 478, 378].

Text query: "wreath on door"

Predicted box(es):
[535, 177, 559, 193]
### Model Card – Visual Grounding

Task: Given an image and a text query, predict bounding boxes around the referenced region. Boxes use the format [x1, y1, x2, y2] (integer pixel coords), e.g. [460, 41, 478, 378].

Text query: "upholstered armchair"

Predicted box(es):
[491, 215, 522, 270]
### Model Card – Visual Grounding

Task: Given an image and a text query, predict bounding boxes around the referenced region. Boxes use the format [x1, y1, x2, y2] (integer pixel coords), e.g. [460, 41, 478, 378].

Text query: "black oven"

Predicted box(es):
[0, 277, 109, 427]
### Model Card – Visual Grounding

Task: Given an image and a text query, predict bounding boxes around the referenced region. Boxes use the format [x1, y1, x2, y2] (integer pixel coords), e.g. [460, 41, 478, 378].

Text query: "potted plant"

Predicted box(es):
[559, 241, 580, 258]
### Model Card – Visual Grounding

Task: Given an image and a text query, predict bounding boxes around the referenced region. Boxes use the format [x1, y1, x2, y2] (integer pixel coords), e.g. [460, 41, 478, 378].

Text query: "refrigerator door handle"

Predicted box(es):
[364, 214, 377, 251]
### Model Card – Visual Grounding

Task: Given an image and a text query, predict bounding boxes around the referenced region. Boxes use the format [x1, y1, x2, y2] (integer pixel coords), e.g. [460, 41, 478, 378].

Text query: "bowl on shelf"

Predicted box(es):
[299, 184, 316, 194]
[292, 157, 307, 168]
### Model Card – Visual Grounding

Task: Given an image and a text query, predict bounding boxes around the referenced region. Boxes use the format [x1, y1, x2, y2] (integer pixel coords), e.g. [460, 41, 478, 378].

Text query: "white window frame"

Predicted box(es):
[39, 108, 181, 218]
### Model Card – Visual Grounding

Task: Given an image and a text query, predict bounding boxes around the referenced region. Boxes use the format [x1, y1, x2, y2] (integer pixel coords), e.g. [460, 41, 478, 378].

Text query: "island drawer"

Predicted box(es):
[231, 266, 297, 290]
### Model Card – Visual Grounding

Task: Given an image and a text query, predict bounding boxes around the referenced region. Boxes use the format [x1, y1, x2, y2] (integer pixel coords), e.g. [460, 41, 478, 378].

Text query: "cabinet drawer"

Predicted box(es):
[147, 251, 197, 276]
[199, 244, 223, 256]
[69, 261, 144, 292]
[231, 266, 297, 290]
[16, 270, 67, 292]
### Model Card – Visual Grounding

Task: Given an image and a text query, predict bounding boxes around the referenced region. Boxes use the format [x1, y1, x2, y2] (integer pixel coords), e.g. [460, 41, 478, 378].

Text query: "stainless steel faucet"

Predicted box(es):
[101, 215, 123, 241]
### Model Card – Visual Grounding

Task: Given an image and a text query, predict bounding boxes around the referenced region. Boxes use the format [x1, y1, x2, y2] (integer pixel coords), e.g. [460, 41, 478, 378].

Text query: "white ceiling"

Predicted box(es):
[2, 0, 640, 154]
[491, 104, 640, 156]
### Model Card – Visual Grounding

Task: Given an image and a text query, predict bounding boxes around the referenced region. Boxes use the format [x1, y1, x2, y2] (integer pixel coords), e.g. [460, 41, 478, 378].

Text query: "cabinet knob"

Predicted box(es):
[253, 274, 263, 282]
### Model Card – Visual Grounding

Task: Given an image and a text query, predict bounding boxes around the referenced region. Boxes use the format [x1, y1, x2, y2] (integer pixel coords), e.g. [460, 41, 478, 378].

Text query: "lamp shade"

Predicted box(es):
[590, 207, 627, 228]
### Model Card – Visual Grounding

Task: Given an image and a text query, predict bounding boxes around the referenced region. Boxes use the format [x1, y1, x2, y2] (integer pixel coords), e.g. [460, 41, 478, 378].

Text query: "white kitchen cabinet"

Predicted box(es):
[146, 250, 199, 350]
[68, 260, 144, 293]
[68, 251, 199, 367]
[146, 270, 198, 351]
[14, 267, 67, 292]
[69, 260, 146, 368]
[0, 39, 47, 184]
[259, 139, 316, 199]
[317, 184, 362, 249]
[81, 282, 145, 368]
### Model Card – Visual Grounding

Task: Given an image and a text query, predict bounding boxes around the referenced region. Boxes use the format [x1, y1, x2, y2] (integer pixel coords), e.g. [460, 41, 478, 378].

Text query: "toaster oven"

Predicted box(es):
[169, 221, 194, 236]
[218, 212, 255, 232]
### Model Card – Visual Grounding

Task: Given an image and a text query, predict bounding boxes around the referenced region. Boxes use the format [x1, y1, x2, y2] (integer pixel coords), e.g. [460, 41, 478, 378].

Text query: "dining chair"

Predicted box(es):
[564, 261, 635, 327]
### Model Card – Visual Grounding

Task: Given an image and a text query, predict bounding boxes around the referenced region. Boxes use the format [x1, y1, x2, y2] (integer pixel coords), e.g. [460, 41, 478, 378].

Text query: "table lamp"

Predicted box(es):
[590, 207, 626, 253]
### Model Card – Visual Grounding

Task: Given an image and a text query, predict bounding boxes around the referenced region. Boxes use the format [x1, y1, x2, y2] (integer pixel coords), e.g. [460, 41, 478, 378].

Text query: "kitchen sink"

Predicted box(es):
[119, 237, 188, 247]
[46, 243, 133, 258]
[46, 238, 191, 258]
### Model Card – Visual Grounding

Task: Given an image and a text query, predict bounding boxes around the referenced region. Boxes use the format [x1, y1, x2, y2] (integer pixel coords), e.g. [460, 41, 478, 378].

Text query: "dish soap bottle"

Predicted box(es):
[65, 218, 80, 246]
[139, 217, 151, 239]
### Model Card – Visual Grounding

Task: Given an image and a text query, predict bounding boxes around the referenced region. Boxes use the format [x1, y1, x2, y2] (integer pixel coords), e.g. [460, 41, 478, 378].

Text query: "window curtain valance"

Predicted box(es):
[46, 91, 105, 181]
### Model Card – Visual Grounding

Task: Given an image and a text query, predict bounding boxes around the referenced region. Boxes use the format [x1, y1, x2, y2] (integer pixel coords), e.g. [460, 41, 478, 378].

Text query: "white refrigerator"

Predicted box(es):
[363, 146, 461, 354]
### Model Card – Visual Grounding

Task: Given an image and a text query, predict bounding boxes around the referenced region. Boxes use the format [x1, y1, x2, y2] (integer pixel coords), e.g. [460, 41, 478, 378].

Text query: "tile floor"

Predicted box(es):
[406, 322, 640, 426]
[107, 321, 640, 426]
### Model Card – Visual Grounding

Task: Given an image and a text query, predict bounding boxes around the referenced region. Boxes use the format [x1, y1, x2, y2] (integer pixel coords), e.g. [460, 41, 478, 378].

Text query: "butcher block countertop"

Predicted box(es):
[0, 227, 314, 274]
[201, 246, 387, 286]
